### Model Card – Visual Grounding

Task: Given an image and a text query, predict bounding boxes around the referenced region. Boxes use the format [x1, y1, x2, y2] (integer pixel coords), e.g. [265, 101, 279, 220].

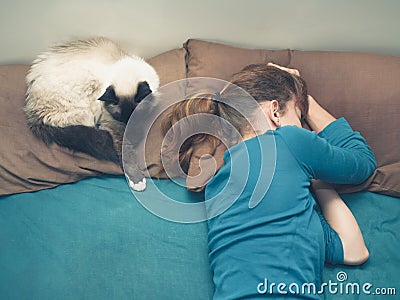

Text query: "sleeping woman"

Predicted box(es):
[161, 63, 376, 299]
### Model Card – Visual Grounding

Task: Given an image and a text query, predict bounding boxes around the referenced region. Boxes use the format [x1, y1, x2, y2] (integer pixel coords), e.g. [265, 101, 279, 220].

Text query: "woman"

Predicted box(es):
[162, 63, 376, 299]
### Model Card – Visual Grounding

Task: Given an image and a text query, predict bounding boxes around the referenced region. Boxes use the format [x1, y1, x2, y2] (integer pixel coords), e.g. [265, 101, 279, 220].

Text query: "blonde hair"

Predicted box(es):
[161, 91, 246, 174]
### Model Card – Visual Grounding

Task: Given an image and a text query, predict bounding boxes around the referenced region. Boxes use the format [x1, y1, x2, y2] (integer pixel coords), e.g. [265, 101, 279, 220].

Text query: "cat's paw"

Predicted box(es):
[126, 176, 147, 192]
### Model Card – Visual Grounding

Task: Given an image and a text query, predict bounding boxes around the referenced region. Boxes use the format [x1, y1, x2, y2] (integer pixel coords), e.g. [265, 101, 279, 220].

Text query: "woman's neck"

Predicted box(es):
[241, 128, 259, 141]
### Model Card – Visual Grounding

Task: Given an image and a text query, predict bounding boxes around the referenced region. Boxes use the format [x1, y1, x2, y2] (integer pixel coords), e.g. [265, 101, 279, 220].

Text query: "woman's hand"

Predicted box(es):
[267, 63, 300, 76]
[305, 95, 336, 134]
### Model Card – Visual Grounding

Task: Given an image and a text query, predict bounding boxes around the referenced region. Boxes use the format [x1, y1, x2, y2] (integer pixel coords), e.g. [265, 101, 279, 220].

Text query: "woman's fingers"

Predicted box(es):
[267, 62, 300, 76]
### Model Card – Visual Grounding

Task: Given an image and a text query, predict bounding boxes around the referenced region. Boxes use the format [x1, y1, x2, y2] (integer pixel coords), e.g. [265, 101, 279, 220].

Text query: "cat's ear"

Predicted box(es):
[99, 86, 119, 104]
[134, 81, 152, 103]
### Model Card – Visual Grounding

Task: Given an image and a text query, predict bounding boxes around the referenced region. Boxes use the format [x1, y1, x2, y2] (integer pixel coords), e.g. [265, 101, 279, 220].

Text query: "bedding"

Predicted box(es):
[0, 175, 399, 299]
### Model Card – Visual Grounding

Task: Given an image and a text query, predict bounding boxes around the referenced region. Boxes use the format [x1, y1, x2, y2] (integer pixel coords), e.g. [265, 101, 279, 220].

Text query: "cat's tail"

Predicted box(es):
[29, 123, 119, 163]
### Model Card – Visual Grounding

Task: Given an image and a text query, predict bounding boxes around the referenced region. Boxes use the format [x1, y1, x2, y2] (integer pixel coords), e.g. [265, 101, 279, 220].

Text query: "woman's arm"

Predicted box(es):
[305, 95, 336, 134]
[268, 63, 376, 184]
[312, 180, 369, 265]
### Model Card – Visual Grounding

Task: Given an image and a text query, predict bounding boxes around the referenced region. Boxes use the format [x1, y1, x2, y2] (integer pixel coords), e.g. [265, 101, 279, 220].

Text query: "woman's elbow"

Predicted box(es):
[343, 246, 369, 265]
[365, 152, 377, 177]
[353, 154, 377, 185]
[367, 154, 377, 176]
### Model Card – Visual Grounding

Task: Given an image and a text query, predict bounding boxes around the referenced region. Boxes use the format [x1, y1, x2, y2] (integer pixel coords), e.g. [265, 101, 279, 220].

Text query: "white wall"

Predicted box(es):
[1, 0, 399, 64]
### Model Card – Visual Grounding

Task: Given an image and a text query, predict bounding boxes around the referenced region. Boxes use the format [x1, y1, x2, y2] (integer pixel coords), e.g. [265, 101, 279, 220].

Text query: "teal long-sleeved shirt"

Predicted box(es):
[205, 118, 376, 299]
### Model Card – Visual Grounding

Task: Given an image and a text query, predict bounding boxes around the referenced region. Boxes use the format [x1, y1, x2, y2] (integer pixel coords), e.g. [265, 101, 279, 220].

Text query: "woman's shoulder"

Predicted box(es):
[274, 124, 318, 144]
[275, 118, 349, 142]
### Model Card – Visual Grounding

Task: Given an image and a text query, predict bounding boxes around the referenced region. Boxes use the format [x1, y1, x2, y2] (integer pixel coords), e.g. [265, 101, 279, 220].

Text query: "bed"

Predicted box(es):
[1, 39, 399, 299]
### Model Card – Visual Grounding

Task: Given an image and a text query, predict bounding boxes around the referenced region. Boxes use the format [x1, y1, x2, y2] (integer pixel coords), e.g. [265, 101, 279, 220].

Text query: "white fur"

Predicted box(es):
[126, 176, 147, 192]
[109, 57, 159, 97]
[25, 37, 159, 128]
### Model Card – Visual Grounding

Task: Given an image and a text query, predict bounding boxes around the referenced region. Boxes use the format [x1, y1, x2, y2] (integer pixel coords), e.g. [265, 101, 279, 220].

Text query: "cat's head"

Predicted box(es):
[98, 57, 159, 124]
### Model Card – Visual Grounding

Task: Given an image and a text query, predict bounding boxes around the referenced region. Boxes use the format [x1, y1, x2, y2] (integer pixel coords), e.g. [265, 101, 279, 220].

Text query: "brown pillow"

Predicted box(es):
[185, 39, 290, 80]
[184, 40, 400, 197]
[148, 48, 187, 87]
[0, 48, 187, 196]
[290, 51, 400, 197]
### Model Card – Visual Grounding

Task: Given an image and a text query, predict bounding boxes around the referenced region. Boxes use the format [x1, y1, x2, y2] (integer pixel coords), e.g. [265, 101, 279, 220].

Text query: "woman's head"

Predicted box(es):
[229, 64, 308, 128]
[161, 64, 308, 175]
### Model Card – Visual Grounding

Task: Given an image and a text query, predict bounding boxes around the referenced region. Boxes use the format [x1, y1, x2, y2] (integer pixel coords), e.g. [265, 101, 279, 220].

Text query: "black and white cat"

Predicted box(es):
[24, 37, 159, 191]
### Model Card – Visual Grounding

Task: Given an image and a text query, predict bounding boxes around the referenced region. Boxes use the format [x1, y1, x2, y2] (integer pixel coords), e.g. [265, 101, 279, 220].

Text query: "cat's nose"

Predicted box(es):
[134, 81, 152, 103]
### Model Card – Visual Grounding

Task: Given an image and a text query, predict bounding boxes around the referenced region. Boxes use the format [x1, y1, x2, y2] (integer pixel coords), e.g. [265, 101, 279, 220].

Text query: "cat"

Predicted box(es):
[24, 37, 159, 191]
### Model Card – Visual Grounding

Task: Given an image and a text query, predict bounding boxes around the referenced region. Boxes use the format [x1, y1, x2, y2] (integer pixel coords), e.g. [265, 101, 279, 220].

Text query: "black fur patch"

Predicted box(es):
[99, 86, 118, 104]
[119, 99, 136, 124]
[30, 123, 119, 162]
[134, 81, 152, 103]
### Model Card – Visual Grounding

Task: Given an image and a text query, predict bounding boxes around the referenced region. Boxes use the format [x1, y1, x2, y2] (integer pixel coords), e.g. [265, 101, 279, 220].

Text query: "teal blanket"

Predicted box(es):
[0, 176, 399, 299]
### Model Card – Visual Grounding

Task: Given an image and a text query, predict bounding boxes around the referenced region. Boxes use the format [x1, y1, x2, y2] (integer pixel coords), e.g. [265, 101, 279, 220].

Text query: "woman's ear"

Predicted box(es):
[260, 100, 281, 129]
